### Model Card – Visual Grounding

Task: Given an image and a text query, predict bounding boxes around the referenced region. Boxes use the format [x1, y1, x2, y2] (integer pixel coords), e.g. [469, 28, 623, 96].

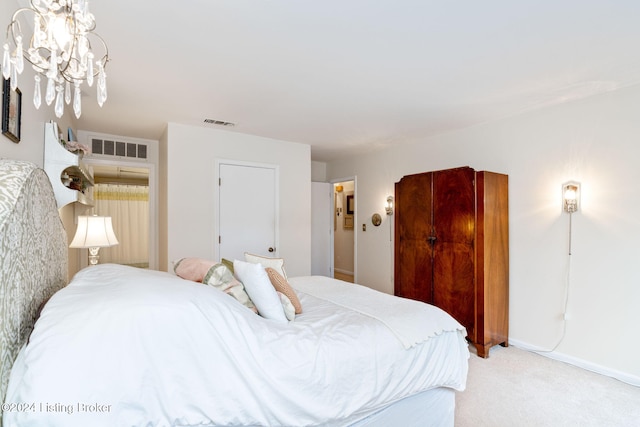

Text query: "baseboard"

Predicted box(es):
[509, 339, 640, 387]
[333, 268, 354, 276]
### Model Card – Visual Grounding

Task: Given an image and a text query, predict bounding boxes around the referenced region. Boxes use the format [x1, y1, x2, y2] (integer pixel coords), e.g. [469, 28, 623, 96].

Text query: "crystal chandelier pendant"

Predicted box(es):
[10, 66, 18, 91]
[55, 85, 65, 118]
[33, 75, 42, 109]
[1, 44, 10, 79]
[86, 52, 94, 87]
[65, 81, 71, 105]
[2, 0, 110, 118]
[14, 36, 24, 74]
[73, 82, 82, 119]
[45, 77, 56, 106]
[47, 49, 58, 79]
[96, 63, 107, 107]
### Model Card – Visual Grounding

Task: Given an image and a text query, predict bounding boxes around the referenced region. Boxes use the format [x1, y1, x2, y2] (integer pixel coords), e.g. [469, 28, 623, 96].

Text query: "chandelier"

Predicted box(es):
[2, 0, 109, 119]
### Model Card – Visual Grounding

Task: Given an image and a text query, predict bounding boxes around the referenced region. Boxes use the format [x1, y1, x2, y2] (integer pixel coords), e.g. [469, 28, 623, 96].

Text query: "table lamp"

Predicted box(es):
[70, 215, 119, 265]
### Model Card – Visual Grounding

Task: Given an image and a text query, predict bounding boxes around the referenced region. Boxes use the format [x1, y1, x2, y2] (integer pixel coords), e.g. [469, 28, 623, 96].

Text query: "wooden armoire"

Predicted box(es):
[394, 166, 508, 358]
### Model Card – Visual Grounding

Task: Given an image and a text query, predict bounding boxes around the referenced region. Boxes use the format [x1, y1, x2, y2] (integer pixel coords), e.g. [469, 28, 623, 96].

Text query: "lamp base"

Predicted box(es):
[88, 247, 101, 266]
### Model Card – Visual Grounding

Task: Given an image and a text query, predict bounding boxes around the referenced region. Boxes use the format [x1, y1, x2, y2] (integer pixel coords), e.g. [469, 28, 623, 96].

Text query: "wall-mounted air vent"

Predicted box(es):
[204, 118, 235, 127]
[91, 138, 148, 159]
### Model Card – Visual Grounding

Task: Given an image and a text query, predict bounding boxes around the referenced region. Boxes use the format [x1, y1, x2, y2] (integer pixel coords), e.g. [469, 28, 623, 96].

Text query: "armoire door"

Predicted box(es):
[432, 167, 476, 336]
[394, 172, 434, 303]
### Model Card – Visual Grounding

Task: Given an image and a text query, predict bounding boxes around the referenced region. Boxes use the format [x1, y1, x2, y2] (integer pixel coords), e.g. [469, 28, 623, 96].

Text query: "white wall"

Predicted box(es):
[311, 160, 326, 182]
[164, 123, 311, 277]
[326, 84, 640, 385]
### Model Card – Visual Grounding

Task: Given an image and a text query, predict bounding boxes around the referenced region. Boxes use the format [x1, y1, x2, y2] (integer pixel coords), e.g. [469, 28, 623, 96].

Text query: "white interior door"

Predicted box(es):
[218, 162, 278, 261]
[311, 182, 331, 276]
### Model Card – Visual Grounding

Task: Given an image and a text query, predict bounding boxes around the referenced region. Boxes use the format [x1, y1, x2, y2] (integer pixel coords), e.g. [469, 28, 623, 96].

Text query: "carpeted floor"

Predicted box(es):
[455, 345, 640, 426]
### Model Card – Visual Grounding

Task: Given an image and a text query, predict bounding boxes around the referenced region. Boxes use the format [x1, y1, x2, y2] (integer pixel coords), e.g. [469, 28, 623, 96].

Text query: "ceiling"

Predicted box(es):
[32, 1, 640, 161]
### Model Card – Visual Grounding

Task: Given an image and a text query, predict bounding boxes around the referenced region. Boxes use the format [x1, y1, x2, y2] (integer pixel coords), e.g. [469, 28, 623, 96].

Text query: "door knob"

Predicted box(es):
[268, 247, 275, 253]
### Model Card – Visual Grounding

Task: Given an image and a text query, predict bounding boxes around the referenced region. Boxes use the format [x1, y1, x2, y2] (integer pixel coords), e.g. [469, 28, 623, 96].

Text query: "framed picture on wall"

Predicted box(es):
[344, 215, 354, 229]
[344, 192, 354, 229]
[346, 194, 355, 215]
[2, 78, 21, 143]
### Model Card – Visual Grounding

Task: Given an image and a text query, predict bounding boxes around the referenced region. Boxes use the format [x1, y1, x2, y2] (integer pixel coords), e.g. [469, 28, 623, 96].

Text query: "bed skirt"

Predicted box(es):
[346, 388, 455, 427]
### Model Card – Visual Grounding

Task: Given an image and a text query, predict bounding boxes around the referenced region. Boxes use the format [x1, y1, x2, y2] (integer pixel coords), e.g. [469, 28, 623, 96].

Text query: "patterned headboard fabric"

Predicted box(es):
[0, 160, 67, 415]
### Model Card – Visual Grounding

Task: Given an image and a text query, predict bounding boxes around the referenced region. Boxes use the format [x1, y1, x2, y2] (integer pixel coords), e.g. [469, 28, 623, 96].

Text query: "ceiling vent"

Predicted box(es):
[204, 118, 235, 127]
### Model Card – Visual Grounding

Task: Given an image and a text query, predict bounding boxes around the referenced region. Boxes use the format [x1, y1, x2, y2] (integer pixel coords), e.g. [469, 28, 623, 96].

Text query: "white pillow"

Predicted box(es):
[233, 260, 287, 323]
[244, 252, 287, 279]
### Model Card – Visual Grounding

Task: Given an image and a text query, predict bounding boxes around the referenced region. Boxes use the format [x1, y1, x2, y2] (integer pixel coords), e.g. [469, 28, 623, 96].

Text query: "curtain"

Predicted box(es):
[93, 183, 149, 267]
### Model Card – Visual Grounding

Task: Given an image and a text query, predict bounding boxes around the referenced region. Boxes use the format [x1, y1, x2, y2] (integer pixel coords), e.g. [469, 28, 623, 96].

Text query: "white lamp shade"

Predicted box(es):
[70, 216, 119, 248]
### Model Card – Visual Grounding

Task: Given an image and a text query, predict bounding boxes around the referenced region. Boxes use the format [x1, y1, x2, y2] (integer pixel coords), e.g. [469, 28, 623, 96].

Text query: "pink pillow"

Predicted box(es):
[174, 258, 216, 282]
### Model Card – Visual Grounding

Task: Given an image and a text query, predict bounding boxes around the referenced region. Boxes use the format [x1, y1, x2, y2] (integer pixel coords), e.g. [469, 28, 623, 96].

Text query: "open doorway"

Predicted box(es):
[333, 180, 355, 283]
[82, 161, 158, 270]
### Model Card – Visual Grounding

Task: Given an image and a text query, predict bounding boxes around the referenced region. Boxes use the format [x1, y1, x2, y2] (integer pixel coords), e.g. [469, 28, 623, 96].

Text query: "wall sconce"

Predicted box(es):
[386, 196, 394, 215]
[335, 185, 344, 193]
[562, 181, 580, 214]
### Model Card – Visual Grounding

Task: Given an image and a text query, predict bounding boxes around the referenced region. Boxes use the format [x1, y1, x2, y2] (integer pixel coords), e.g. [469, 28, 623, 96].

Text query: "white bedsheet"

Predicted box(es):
[4, 264, 469, 427]
[289, 276, 466, 349]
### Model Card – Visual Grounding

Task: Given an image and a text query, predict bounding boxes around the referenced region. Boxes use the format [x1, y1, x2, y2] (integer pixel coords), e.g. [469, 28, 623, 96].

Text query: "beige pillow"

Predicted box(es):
[244, 252, 287, 279]
[174, 258, 216, 282]
[265, 267, 302, 314]
[203, 263, 257, 313]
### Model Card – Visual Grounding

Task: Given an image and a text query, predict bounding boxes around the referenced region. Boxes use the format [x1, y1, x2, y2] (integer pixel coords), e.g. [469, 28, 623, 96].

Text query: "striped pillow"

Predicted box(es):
[203, 263, 257, 313]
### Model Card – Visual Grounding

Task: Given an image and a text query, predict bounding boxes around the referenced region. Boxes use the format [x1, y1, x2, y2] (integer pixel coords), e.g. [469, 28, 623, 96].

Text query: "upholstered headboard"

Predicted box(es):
[0, 159, 67, 414]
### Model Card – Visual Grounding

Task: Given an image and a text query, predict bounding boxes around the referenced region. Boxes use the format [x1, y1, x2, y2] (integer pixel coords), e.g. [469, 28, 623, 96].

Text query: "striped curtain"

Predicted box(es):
[92, 183, 149, 267]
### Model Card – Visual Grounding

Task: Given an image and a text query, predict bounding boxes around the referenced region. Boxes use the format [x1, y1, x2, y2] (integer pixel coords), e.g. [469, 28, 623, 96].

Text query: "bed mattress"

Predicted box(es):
[4, 264, 468, 426]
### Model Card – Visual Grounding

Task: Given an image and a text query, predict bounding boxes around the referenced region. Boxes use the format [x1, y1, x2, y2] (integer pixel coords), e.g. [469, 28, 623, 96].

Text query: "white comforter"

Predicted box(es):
[5, 264, 468, 427]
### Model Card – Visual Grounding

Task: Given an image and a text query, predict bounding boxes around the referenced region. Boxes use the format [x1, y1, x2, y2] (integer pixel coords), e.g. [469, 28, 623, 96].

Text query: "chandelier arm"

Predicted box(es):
[6, 8, 28, 46]
[89, 32, 110, 69]
[57, 34, 109, 84]
[56, 13, 80, 82]
[30, 0, 54, 15]
[7, 8, 45, 72]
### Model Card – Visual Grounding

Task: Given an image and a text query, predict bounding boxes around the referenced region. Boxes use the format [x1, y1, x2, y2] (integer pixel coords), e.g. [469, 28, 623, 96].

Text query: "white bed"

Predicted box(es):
[0, 159, 468, 426]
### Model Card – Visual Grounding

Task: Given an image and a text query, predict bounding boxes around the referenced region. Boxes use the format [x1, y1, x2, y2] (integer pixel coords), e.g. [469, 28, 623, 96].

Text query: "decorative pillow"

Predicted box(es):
[244, 252, 287, 279]
[277, 292, 296, 321]
[234, 260, 288, 323]
[203, 263, 257, 313]
[174, 258, 216, 282]
[265, 267, 302, 314]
